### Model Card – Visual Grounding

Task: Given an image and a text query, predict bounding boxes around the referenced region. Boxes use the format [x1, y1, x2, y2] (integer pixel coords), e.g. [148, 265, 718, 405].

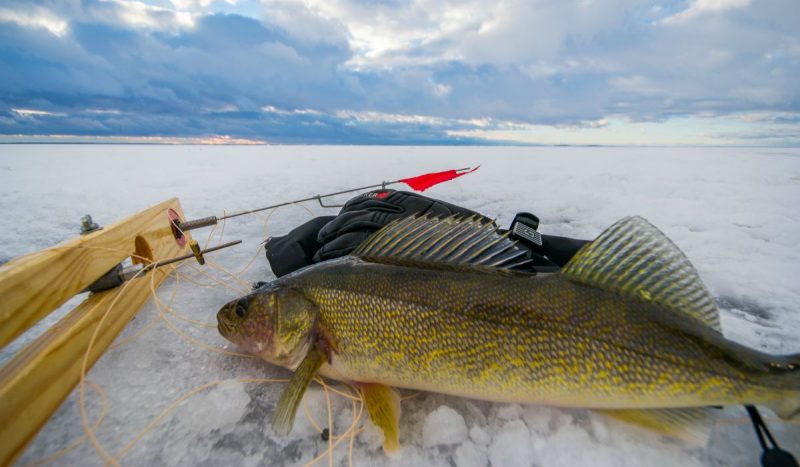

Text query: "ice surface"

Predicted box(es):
[178, 380, 250, 431]
[1, 145, 799, 466]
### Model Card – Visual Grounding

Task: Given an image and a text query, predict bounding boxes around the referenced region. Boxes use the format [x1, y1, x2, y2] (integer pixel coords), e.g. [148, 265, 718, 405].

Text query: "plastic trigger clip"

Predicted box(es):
[189, 240, 205, 265]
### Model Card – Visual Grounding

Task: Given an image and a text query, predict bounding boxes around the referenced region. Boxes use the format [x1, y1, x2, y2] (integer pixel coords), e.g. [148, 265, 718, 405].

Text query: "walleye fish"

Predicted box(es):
[217, 215, 799, 450]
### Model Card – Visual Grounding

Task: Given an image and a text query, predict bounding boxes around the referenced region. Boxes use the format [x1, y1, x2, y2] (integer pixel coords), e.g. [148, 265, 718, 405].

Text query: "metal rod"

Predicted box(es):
[176, 167, 473, 232]
[218, 180, 403, 221]
[82, 240, 242, 293]
[145, 240, 242, 270]
[176, 216, 218, 231]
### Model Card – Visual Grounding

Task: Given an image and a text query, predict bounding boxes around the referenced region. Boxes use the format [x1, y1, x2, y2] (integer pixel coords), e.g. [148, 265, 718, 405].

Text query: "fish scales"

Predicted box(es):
[217, 215, 799, 446]
[294, 258, 778, 409]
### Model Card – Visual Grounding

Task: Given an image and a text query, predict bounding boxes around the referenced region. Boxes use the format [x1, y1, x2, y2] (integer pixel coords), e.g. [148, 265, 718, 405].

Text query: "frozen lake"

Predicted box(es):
[1, 144, 799, 466]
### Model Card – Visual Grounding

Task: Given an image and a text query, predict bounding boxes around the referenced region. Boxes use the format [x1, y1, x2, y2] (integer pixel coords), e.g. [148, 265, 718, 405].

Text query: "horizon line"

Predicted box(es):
[1, 135, 799, 149]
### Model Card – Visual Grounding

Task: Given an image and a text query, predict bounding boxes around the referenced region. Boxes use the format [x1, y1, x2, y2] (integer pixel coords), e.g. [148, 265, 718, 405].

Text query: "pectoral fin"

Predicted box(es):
[360, 383, 401, 453]
[272, 347, 325, 436]
[598, 407, 714, 445]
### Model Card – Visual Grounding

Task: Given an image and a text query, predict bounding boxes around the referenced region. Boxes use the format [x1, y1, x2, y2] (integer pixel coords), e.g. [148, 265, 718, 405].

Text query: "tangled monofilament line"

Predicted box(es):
[24, 202, 370, 467]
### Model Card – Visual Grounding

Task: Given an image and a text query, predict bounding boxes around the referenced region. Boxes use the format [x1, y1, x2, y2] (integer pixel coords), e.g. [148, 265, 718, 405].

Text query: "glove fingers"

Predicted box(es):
[314, 231, 373, 262]
[385, 191, 482, 220]
[339, 195, 404, 213]
[318, 210, 401, 243]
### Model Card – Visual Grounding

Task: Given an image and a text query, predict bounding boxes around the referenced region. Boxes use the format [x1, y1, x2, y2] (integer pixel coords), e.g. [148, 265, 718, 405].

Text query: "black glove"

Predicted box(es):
[265, 189, 589, 277]
[313, 189, 486, 262]
[264, 215, 335, 277]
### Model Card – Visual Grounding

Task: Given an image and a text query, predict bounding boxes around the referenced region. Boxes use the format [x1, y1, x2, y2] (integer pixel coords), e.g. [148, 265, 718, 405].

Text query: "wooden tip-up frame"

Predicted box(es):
[0, 198, 191, 466]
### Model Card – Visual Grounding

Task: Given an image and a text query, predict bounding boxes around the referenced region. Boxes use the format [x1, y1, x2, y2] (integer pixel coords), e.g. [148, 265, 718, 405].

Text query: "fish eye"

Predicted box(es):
[235, 297, 249, 318]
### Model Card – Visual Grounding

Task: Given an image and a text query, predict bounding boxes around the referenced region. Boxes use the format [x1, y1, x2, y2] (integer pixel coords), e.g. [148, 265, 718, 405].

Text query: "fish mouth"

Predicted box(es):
[216, 313, 233, 337]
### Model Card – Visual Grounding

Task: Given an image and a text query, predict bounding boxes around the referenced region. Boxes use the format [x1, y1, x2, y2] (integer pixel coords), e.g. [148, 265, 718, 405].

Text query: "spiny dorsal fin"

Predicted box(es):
[562, 216, 721, 332]
[351, 214, 532, 272]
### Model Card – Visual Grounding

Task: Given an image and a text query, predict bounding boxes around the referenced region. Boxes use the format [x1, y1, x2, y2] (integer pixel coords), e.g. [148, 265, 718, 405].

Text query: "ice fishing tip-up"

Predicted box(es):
[171, 167, 477, 233]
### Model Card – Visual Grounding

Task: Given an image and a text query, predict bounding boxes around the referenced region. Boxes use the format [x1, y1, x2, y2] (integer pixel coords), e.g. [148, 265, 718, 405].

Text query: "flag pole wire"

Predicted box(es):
[174, 167, 474, 232]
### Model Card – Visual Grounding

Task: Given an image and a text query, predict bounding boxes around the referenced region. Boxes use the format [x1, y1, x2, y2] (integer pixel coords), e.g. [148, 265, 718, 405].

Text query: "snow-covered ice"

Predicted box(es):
[1, 144, 799, 466]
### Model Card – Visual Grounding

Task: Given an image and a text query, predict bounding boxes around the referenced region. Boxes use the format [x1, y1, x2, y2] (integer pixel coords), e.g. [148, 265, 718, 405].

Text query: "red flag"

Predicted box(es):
[399, 166, 479, 192]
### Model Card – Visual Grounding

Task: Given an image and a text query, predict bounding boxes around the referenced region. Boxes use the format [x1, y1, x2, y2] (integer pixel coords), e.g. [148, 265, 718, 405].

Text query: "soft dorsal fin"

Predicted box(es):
[351, 214, 532, 272]
[562, 216, 721, 332]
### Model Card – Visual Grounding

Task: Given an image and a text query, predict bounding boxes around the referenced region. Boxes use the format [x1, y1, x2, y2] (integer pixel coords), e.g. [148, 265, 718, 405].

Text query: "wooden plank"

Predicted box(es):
[0, 268, 172, 466]
[0, 198, 184, 348]
[0, 199, 189, 466]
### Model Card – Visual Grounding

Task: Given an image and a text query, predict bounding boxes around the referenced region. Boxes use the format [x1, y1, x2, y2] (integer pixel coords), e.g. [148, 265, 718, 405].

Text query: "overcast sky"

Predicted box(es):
[1, 0, 798, 145]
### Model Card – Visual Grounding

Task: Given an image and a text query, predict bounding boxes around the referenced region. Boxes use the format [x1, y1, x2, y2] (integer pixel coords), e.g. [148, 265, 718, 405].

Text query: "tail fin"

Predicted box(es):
[765, 353, 800, 420]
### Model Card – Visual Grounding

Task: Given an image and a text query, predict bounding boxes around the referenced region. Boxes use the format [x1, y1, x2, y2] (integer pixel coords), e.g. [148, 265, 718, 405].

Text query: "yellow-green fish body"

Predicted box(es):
[217, 215, 799, 445]
[296, 258, 795, 412]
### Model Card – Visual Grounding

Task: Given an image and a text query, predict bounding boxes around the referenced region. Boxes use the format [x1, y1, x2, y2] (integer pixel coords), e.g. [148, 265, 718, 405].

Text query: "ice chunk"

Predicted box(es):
[496, 404, 523, 421]
[359, 418, 386, 452]
[470, 425, 491, 446]
[422, 405, 469, 447]
[488, 420, 533, 467]
[454, 441, 488, 467]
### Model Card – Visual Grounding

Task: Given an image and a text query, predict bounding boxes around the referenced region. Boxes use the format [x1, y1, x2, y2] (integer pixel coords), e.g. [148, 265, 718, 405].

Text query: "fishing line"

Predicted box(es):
[204, 259, 253, 289]
[23, 380, 109, 467]
[180, 262, 250, 294]
[166, 266, 235, 289]
[233, 204, 282, 278]
[401, 391, 422, 401]
[324, 377, 334, 466]
[26, 243, 177, 466]
[109, 270, 183, 349]
[302, 378, 363, 438]
[316, 381, 363, 402]
[23, 240, 241, 464]
[123, 203, 367, 466]
[113, 377, 291, 464]
[214, 210, 227, 248]
[304, 379, 366, 467]
[15, 243, 166, 465]
[147, 264, 254, 358]
[20, 201, 373, 467]
[147, 203, 370, 467]
[79, 260, 151, 467]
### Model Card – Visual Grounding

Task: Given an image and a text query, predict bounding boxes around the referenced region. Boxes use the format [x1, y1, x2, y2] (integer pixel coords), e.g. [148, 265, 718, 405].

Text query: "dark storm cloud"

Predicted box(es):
[0, 0, 798, 144]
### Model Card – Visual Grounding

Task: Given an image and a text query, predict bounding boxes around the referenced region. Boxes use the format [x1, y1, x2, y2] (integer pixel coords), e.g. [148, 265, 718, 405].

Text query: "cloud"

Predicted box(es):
[0, 104, 510, 144]
[0, 0, 798, 144]
[661, 0, 750, 24]
[12, 108, 67, 117]
[0, 6, 69, 36]
[111, 1, 197, 30]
